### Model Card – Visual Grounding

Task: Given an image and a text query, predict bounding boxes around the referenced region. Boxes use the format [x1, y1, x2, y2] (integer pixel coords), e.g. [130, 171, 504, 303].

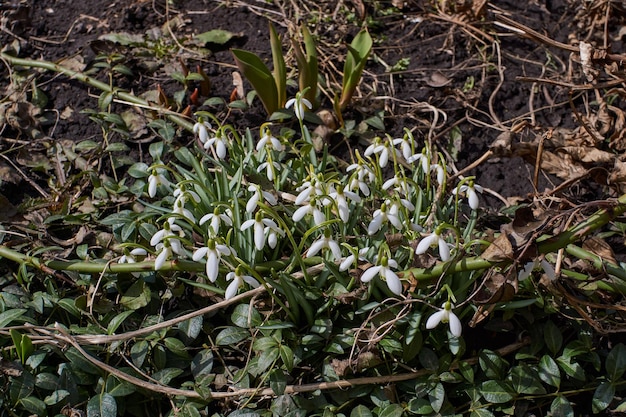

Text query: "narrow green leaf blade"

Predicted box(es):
[232, 49, 278, 115]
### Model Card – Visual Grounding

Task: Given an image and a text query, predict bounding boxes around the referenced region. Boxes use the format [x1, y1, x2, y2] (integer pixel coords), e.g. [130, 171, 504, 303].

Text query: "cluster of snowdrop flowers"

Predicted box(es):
[135, 102, 497, 337]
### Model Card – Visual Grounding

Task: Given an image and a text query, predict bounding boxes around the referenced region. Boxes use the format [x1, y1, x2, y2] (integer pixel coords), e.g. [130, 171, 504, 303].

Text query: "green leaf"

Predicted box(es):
[10, 329, 34, 364]
[480, 380, 514, 404]
[0, 308, 26, 327]
[178, 316, 203, 342]
[279, 345, 294, 372]
[550, 395, 574, 417]
[195, 29, 239, 45]
[19, 396, 46, 415]
[459, 361, 475, 383]
[428, 382, 445, 412]
[418, 347, 439, 371]
[556, 357, 585, 381]
[350, 405, 373, 417]
[191, 349, 214, 379]
[231, 303, 262, 328]
[606, 343, 626, 382]
[99, 32, 144, 45]
[44, 389, 70, 405]
[257, 348, 280, 374]
[164, 337, 190, 358]
[407, 398, 433, 414]
[131, 340, 149, 368]
[10, 370, 34, 404]
[544, 321, 563, 355]
[65, 347, 102, 376]
[105, 375, 136, 397]
[269, 22, 286, 108]
[509, 364, 546, 395]
[152, 368, 183, 385]
[106, 310, 135, 335]
[269, 369, 287, 395]
[378, 403, 404, 417]
[120, 279, 151, 310]
[87, 393, 117, 417]
[292, 24, 318, 107]
[232, 49, 278, 115]
[539, 355, 561, 388]
[479, 350, 506, 380]
[339, 29, 372, 110]
[216, 326, 249, 346]
[592, 381, 615, 413]
[470, 410, 495, 417]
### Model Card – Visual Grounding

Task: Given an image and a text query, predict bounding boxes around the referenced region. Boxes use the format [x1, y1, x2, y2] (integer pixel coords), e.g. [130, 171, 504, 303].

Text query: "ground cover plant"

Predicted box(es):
[1, 0, 626, 416]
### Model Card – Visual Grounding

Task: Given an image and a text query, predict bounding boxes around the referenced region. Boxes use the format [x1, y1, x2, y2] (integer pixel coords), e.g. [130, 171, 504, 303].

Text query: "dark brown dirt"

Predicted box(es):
[1, 0, 623, 208]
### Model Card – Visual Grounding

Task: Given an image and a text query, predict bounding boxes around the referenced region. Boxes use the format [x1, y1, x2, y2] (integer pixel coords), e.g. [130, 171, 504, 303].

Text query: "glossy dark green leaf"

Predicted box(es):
[509, 364, 546, 395]
[231, 303, 262, 328]
[550, 395, 574, 417]
[606, 343, 626, 382]
[191, 349, 214, 379]
[19, 396, 46, 415]
[216, 326, 249, 346]
[350, 405, 373, 417]
[87, 393, 117, 417]
[105, 375, 136, 397]
[0, 308, 26, 327]
[106, 310, 135, 335]
[480, 380, 514, 404]
[44, 389, 70, 405]
[539, 355, 561, 388]
[130, 340, 149, 368]
[152, 368, 183, 385]
[592, 381, 615, 413]
[120, 279, 151, 310]
[544, 321, 563, 355]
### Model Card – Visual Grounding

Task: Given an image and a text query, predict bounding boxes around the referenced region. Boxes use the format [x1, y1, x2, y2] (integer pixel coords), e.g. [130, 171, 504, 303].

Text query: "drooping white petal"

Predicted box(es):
[148, 177, 158, 198]
[384, 269, 403, 295]
[246, 193, 259, 213]
[155, 247, 170, 270]
[206, 250, 219, 282]
[328, 240, 342, 261]
[253, 221, 265, 251]
[339, 254, 355, 271]
[438, 237, 451, 261]
[360, 265, 381, 283]
[307, 240, 325, 258]
[448, 312, 463, 337]
[425, 310, 446, 329]
[225, 277, 240, 300]
[193, 247, 208, 262]
[293, 205, 310, 222]
[415, 233, 438, 255]
[468, 187, 479, 210]
[368, 215, 384, 235]
[150, 230, 165, 247]
[240, 219, 255, 231]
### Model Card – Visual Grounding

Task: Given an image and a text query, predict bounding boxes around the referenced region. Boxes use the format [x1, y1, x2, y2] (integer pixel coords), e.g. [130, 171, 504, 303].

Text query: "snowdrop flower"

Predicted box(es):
[286, 94, 312, 122]
[265, 224, 285, 249]
[415, 229, 450, 261]
[147, 167, 171, 198]
[364, 136, 401, 168]
[193, 119, 212, 144]
[339, 247, 370, 271]
[518, 259, 556, 281]
[246, 184, 278, 213]
[327, 185, 361, 222]
[426, 302, 462, 337]
[203, 131, 229, 159]
[171, 188, 198, 223]
[293, 198, 325, 224]
[306, 229, 342, 261]
[257, 160, 281, 182]
[119, 248, 147, 264]
[241, 212, 282, 251]
[154, 242, 174, 271]
[368, 202, 403, 235]
[346, 158, 375, 196]
[256, 130, 284, 152]
[453, 182, 484, 210]
[431, 163, 446, 186]
[199, 207, 233, 236]
[193, 239, 232, 282]
[225, 267, 260, 300]
[150, 222, 184, 256]
[392, 135, 416, 160]
[407, 149, 431, 175]
[360, 256, 403, 295]
[295, 176, 325, 205]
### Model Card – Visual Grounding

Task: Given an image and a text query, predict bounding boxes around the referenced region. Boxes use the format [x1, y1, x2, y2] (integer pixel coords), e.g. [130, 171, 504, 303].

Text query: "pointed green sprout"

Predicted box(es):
[292, 24, 319, 108]
[231, 22, 287, 117]
[338, 29, 373, 111]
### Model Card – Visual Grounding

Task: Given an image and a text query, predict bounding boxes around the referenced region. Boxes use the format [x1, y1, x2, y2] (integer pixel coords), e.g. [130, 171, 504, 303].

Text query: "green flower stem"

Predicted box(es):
[0, 52, 194, 132]
[401, 194, 626, 282]
[0, 245, 321, 275]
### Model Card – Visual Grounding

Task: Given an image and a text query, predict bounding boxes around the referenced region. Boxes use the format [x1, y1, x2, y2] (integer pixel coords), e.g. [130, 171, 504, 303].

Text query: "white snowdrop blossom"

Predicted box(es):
[339, 247, 370, 271]
[204, 132, 229, 159]
[453, 182, 484, 210]
[257, 160, 281, 182]
[246, 184, 278, 213]
[368, 202, 403, 235]
[431, 163, 446, 186]
[171, 187, 200, 223]
[293, 198, 326, 224]
[364, 136, 401, 168]
[286, 95, 312, 121]
[192, 239, 232, 282]
[119, 248, 147, 264]
[199, 207, 233, 236]
[415, 229, 450, 261]
[407, 149, 431, 175]
[346, 159, 375, 196]
[327, 185, 361, 222]
[392, 135, 416, 160]
[256, 131, 284, 152]
[150, 222, 184, 256]
[295, 176, 326, 205]
[518, 259, 556, 281]
[147, 167, 171, 198]
[154, 242, 173, 271]
[426, 302, 462, 337]
[306, 230, 342, 261]
[225, 267, 260, 300]
[241, 212, 282, 251]
[360, 256, 403, 295]
[193, 119, 212, 144]
[265, 224, 285, 249]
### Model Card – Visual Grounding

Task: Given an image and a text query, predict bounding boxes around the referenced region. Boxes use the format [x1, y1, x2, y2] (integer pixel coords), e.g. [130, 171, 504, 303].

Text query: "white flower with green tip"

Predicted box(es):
[426, 302, 462, 337]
